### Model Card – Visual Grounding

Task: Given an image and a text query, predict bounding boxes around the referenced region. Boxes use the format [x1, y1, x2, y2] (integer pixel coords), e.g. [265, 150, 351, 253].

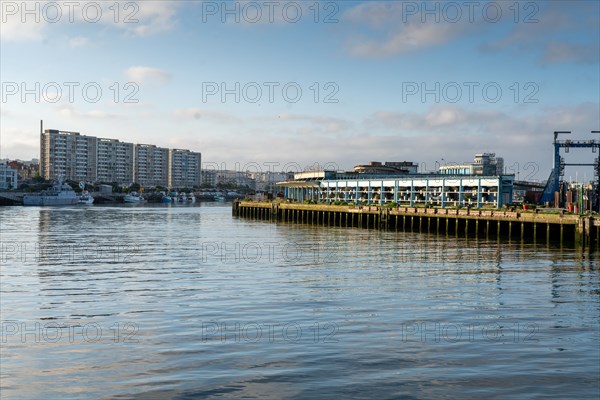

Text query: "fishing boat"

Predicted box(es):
[23, 180, 79, 206]
[78, 190, 94, 205]
[124, 192, 145, 203]
[161, 192, 173, 203]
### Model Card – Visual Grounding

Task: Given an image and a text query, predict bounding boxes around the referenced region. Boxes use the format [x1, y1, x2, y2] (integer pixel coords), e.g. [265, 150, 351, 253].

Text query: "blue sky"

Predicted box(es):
[1, 0, 599, 181]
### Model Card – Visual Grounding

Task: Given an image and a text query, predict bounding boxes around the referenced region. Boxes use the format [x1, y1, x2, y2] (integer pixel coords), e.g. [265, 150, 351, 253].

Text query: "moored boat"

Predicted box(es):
[124, 192, 145, 203]
[160, 192, 173, 203]
[23, 180, 79, 206]
[78, 190, 94, 205]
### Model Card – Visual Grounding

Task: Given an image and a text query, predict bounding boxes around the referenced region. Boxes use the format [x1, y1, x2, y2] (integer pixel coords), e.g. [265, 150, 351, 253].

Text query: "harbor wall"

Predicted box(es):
[232, 200, 599, 249]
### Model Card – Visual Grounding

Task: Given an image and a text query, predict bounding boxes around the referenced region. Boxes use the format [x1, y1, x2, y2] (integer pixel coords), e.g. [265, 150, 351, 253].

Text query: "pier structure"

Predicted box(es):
[277, 171, 514, 208]
[540, 130, 600, 208]
[232, 201, 599, 249]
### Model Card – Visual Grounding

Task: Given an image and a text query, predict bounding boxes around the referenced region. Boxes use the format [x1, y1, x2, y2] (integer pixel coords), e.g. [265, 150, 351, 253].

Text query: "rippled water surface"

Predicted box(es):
[1, 204, 599, 399]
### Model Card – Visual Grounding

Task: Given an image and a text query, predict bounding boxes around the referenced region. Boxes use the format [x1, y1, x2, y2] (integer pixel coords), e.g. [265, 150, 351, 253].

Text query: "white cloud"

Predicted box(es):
[0, 13, 46, 41]
[480, 1, 599, 65]
[125, 66, 171, 84]
[343, 1, 482, 57]
[127, 1, 179, 36]
[57, 105, 121, 119]
[0, 1, 180, 42]
[68, 36, 89, 48]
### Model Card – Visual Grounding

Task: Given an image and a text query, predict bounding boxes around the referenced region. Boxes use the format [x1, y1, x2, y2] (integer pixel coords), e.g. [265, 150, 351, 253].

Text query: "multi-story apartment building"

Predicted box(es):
[40, 129, 97, 182]
[135, 144, 169, 187]
[168, 149, 202, 189]
[96, 138, 134, 184]
[40, 124, 200, 188]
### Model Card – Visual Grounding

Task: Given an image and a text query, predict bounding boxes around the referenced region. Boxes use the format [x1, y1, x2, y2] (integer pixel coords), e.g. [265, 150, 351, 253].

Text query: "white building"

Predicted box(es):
[96, 138, 134, 184]
[40, 124, 201, 187]
[168, 149, 202, 189]
[40, 129, 97, 182]
[0, 163, 18, 189]
[135, 144, 169, 187]
[439, 153, 504, 176]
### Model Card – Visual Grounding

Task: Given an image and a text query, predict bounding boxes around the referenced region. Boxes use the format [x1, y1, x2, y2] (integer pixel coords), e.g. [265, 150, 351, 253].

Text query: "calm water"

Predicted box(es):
[1, 204, 599, 399]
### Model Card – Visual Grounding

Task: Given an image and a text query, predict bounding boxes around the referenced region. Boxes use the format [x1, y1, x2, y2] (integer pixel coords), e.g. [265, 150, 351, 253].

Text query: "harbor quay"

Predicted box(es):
[232, 201, 600, 249]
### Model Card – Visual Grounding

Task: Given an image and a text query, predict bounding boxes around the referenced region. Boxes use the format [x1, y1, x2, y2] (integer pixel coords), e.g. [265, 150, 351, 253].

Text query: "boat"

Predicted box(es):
[124, 192, 145, 203]
[177, 193, 186, 203]
[78, 190, 94, 205]
[161, 192, 173, 203]
[214, 193, 226, 202]
[23, 180, 79, 206]
[187, 193, 196, 203]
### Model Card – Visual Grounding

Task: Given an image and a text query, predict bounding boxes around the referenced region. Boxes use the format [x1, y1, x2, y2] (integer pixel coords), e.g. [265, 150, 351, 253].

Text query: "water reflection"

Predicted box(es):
[1, 205, 598, 399]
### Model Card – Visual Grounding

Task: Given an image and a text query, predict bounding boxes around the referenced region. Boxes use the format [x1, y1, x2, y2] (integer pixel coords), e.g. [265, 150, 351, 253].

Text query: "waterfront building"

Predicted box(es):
[278, 156, 514, 208]
[168, 149, 202, 189]
[40, 129, 98, 182]
[39, 123, 201, 188]
[135, 144, 169, 188]
[0, 163, 19, 189]
[96, 138, 134, 184]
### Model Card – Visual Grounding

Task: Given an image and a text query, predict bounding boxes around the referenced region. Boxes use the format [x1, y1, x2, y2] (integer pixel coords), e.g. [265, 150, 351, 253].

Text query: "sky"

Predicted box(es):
[1, 0, 599, 182]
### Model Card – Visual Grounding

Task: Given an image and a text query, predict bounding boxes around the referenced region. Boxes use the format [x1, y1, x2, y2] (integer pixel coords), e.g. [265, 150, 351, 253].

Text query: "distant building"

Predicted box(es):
[0, 163, 18, 189]
[354, 161, 418, 175]
[168, 149, 202, 189]
[214, 169, 254, 189]
[250, 171, 293, 192]
[40, 129, 98, 182]
[6, 160, 39, 181]
[439, 153, 503, 176]
[202, 169, 217, 187]
[96, 138, 134, 184]
[135, 144, 169, 188]
[39, 123, 201, 188]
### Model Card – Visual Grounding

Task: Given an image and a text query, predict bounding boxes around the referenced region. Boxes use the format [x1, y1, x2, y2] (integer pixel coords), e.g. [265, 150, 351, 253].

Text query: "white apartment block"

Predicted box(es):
[135, 144, 169, 187]
[40, 126, 200, 188]
[168, 149, 202, 189]
[0, 163, 18, 189]
[96, 138, 134, 184]
[40, 129, 97, 182]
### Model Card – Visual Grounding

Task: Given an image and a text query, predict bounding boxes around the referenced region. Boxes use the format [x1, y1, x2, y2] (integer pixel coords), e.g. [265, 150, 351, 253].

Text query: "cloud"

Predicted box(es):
[481, 1, 600, 65]
[125, 66, 171, 84]
[343, 1, 482, 57]
[57, 105, 122, 119]
[68, 36, 89, 48]
[0, 128, 39, 159]
[257, 113, 353, 134]
[366, 103, 600, 137]
[127, 1, 180, 36]
[0, 1, 180, 42]
[541, 42, 600, 65]
[0, 12, 47, 41]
